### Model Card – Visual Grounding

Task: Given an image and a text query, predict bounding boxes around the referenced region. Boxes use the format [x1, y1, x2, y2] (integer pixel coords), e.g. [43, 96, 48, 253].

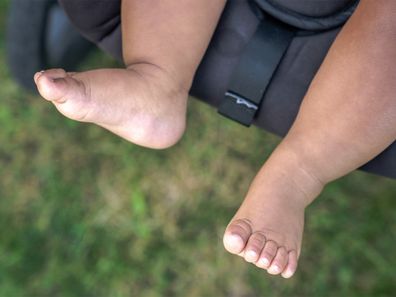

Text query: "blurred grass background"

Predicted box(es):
[0, 0, 395, 296]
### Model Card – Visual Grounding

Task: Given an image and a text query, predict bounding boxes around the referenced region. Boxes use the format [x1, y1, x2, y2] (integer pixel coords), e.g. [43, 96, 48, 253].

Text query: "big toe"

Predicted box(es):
[34, 68, 67, 84]
[223, 218, 253, 255]
[35, 69, 91, 121]
[35, 69, 70, 102]
[36, 69, 86, 104]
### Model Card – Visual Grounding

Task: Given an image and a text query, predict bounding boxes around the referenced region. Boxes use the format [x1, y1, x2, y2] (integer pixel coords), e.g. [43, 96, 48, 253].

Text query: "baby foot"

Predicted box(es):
[34, 64, 189, 149]
[223, 150, 323, 278]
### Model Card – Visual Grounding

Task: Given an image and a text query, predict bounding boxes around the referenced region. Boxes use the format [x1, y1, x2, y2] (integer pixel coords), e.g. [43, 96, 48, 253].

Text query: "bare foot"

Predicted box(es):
[223, 147, 323, 278]
[34, 64, 189, 149]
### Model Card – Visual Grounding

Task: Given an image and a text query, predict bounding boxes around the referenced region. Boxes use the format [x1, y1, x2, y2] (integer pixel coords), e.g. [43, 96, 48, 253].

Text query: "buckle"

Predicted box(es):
[218, 91, 258, 127]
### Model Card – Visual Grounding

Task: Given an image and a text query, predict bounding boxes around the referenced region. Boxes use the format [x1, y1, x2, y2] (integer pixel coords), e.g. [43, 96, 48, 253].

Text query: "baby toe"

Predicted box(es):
[256, 240, 278, 269]
[281, 250, 298, 279]
[244, 232, 266, 263]
[36, 72, 70, 104]
[223, 218, 253, 255]
[39, 68, 67, 80]
[267, 246, 288, 275]
[34, 71, 45, 84]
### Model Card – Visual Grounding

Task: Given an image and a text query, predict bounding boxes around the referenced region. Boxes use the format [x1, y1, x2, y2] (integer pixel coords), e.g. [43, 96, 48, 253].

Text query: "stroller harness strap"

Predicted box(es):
[218, 0, 359, 127]
[218, 16, 294, 126]
[218, 14, 294, 126]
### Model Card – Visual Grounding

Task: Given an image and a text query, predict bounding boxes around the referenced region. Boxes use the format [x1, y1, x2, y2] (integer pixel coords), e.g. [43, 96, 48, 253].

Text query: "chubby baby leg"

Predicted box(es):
[35, 0, 226, 149]
[223, 0, 396, 278]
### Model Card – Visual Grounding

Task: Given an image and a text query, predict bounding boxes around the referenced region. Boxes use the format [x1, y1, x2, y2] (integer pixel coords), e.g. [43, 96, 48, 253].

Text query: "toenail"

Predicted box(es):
[35, 71, 44, 79]
[258, 258, 270, 267]
[282, 269, 293, 278]
[245, 250, 257, 260]
[228, 234, 242, 244]
[271, 265, 280, 273]
[224, 233, 244, 252]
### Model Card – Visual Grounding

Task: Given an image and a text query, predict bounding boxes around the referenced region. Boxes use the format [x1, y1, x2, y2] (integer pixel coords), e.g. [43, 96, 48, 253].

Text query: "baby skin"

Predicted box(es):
[35, 0, 227, 149]
[35, 0, 396, 278]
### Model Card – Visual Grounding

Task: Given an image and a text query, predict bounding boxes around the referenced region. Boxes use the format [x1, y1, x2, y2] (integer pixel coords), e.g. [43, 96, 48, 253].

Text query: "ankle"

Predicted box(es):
[126, 62, 191, 97]
[124, 62, 188, 149]
[263, 143, 326, 207]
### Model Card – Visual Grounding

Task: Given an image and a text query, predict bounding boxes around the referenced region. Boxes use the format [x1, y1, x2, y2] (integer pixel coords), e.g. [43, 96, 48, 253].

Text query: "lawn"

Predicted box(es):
[0, 1, 395, 296]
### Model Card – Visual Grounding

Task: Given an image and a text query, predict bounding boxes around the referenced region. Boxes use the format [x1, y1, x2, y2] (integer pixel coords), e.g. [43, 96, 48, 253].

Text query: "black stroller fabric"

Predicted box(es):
[58, 0, 395, 179]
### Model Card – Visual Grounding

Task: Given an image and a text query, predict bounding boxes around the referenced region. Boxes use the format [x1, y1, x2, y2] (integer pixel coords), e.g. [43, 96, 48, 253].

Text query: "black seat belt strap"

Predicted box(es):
[218, 15, 295, 126]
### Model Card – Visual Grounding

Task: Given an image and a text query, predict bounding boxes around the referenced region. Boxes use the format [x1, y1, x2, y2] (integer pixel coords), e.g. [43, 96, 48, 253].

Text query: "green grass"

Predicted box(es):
[0, 1, 395, 296]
